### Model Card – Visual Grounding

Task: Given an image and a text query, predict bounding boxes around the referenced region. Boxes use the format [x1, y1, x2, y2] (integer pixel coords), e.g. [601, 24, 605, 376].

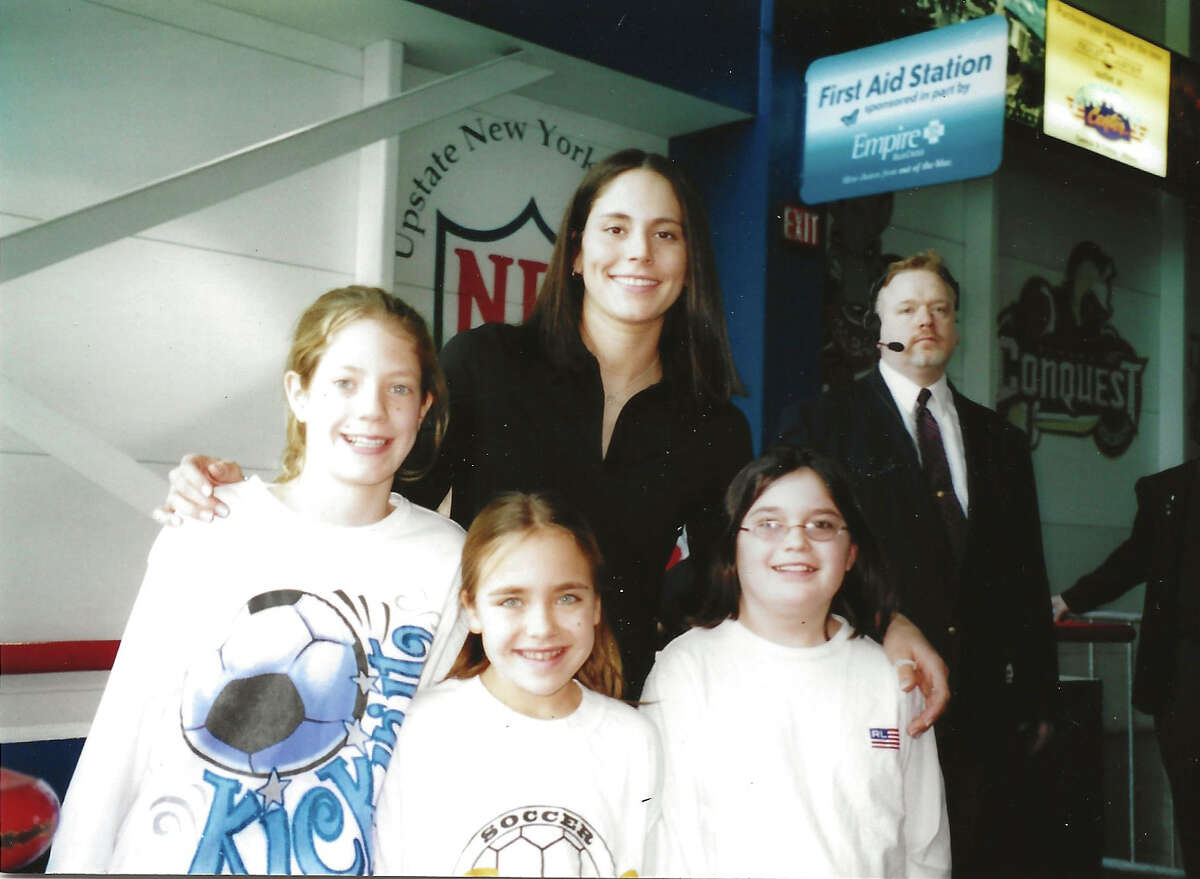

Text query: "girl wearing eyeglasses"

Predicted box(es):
[641, 445, 950, 878]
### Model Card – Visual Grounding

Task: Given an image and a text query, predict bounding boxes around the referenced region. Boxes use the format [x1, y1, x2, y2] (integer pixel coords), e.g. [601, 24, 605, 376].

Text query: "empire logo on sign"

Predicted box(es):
[432, 199, 556, 346]
[801, 15, 1007, 204]
[996, 242, 1148, 458]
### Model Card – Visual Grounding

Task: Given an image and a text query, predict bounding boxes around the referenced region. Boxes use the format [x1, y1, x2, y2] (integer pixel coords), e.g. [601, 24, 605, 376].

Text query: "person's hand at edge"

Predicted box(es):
[1050, 594, 1069, 622]
[151, 454, 244, 526]
[883, 613, 950, 737]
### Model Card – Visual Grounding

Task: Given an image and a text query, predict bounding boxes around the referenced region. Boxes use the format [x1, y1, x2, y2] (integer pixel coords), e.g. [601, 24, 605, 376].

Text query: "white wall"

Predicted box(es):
[995, 160, 1165, 603]
[881, 179, 974, 390]
[0, 0, 364, 647]
[0, 1, 667, 660]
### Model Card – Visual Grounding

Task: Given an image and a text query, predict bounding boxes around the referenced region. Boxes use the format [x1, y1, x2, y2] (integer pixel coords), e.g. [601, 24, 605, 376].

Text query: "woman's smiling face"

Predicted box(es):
[573, 168, 688, 333]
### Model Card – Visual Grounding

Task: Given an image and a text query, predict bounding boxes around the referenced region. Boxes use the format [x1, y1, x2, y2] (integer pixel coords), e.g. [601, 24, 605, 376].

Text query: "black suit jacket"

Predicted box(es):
[779, 368, 1058, 737]
[1062, 459, 1199, 714]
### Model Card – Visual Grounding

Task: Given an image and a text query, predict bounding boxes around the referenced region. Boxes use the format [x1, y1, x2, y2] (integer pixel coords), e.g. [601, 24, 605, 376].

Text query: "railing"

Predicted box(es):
[1057, 611, 1182, 876]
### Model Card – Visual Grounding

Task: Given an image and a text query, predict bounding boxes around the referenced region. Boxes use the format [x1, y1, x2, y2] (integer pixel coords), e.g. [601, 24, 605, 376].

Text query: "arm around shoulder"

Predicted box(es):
[1061, 475, 1154, 613]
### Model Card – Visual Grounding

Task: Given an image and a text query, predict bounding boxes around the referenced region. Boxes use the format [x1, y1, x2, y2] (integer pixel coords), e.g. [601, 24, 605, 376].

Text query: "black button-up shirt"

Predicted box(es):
[401, 322, 752, 693]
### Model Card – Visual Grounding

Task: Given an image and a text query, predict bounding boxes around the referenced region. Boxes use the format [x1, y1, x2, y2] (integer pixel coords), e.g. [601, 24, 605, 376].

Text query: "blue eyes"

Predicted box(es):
[331, 379, 411, 395]
[496, 594, 583, 609]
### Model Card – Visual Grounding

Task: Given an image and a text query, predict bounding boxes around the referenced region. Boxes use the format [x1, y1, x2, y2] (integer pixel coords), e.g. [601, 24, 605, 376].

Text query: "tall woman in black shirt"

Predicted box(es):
[159, 150, 947, 712]
[402, 150, 751, 693]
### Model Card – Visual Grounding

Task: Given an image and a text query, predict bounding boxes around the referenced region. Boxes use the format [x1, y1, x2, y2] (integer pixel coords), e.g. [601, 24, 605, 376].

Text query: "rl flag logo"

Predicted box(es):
[869, 728, 900, 750]
[432, 199, 557, 347]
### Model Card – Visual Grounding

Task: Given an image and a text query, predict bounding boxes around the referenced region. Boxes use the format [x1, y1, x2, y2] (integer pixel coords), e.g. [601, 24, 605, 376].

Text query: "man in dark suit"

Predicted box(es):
[1053, 459, 1199, 877]
[780, 250, 1057, 875]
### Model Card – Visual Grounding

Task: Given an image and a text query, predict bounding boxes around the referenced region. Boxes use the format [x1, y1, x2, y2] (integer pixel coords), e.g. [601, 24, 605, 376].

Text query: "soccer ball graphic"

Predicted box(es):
[456, 807, 612, 878]
[180, 589, 368, 776]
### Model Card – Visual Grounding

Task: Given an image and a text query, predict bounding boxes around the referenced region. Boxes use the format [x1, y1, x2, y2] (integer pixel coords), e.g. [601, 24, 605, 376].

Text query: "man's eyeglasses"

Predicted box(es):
[739, 518, 849, 543]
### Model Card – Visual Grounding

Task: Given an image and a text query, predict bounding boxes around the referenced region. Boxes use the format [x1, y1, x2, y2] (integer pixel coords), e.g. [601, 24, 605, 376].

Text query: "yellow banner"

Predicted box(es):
[1043, 0, 1170, 176]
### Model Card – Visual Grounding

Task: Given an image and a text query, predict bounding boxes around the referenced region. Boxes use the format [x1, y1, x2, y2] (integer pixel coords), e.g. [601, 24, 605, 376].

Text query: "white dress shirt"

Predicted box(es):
[878, 361, 970, 516]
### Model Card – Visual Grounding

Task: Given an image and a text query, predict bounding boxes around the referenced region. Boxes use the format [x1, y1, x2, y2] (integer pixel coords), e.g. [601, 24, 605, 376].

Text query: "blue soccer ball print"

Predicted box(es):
[180, 589, 368, 776]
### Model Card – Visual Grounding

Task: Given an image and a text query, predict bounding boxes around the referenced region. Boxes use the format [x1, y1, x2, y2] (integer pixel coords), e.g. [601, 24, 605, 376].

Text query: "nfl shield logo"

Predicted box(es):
[432, 198, 556, 347]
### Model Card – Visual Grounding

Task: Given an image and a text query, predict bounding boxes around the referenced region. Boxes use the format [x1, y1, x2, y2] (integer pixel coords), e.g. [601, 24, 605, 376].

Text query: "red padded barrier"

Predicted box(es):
[0, 641, 120, 675]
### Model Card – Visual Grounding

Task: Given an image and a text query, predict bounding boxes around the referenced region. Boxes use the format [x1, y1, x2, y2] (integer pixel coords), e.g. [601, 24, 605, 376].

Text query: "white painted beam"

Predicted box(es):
[88, 0, 362, 77]
[0, 376, 166, 518]
[0, 54, 550, 284]
[355, 40, 405, 289]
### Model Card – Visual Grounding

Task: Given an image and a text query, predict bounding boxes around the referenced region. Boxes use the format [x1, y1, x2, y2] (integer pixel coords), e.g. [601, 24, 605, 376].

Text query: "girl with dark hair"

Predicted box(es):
[156, 150, 947, 709]
[642, 446, 950, 878]
[373, 492, 659, 877]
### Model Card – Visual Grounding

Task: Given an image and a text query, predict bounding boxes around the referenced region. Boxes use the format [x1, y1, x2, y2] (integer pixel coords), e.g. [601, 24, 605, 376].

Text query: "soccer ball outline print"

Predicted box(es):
[179, 590, 369, 777]
[454, 805, 616, 878]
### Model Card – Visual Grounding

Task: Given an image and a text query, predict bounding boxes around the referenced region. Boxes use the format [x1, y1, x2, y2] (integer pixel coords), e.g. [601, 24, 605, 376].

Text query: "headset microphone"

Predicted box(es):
[877, 341, 905, 352]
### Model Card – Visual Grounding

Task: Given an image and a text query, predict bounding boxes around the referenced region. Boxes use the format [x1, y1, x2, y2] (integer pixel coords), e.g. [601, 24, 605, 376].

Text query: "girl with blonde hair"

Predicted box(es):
[50, 287, 465, 875]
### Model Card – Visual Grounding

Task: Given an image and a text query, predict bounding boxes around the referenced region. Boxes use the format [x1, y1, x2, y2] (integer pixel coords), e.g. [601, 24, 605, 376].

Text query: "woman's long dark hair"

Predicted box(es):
[695, 444, 897, 638]
[527, 149, 744, 406]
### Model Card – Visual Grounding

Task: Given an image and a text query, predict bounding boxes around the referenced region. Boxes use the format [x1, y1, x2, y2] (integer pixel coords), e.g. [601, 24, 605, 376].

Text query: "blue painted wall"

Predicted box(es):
[670, 0, 774, 450]
[673, 0, 832, 448]
[762, 11, 828, 439]
[672, 120, 768, 451]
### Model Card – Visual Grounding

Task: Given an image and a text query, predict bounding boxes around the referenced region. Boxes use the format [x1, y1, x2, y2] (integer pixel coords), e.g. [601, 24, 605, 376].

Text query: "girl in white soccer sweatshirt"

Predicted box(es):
[372, 491, 660, 878]
[49, 287, 467, 875]
[642, 445, 950, 879]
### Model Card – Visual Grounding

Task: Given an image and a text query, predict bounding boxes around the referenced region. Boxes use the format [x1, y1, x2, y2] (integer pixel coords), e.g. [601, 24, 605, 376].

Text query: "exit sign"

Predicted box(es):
[782, 204, 820, 246]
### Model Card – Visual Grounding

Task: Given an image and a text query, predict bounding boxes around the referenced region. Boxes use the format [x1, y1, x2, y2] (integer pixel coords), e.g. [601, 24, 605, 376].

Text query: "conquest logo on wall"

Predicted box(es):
[389, 104, 645, 347]
[997, 241, 1148, 457]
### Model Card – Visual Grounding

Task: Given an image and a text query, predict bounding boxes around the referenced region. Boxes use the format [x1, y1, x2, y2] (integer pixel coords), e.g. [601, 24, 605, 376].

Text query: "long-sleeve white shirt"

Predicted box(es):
[48, 477, 465, 875]
[641, 618, 950, 878]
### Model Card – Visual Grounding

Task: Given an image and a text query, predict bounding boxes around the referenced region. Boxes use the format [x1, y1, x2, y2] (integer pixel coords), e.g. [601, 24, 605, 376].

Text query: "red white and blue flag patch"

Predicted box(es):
[869, 727, 900, 749]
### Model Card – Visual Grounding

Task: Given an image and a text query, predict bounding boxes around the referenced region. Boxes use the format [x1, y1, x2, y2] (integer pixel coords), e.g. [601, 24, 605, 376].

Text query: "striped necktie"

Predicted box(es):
[916, 387, 966, 562]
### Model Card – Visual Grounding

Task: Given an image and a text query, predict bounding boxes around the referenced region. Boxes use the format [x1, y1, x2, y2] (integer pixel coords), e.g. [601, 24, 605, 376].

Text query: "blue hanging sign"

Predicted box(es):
[801, 15, 1009, 204]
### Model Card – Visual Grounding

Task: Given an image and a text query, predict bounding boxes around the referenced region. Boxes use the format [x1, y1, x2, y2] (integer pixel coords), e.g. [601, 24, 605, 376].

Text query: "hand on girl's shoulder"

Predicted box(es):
[148, 478, 259, 550]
